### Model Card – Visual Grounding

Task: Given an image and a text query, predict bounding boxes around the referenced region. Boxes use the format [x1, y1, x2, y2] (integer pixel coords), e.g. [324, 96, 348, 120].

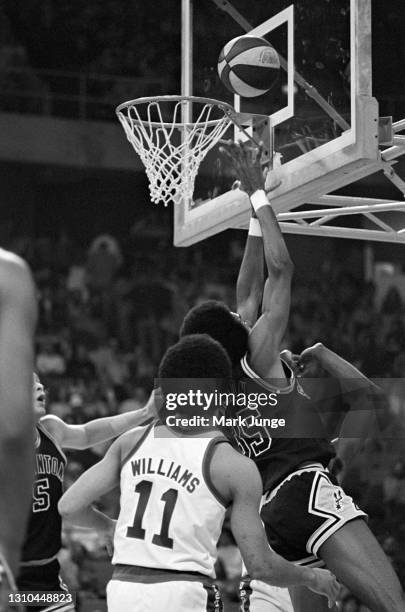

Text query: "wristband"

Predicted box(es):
[250, 189, 270, 213]
[248, 217, 262, 237]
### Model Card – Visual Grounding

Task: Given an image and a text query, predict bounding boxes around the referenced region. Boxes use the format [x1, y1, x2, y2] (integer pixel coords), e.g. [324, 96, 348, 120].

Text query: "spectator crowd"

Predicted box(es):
[5, 219, 405, 611]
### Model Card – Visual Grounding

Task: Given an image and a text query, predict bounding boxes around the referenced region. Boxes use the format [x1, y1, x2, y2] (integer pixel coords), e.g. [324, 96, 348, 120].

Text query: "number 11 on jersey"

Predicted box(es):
[126, 479, 178, 549]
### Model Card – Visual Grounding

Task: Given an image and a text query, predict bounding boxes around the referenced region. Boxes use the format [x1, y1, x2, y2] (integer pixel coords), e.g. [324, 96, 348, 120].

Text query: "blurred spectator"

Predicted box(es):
[383, 460, 405, 522]
[67, 343, 97, 381]
[36, 339, 67, 375]
[86, 234, 122, 292]
[381, 286, 403, 315]
[118, 384, 148, 414]
[89, 338, 130, 394]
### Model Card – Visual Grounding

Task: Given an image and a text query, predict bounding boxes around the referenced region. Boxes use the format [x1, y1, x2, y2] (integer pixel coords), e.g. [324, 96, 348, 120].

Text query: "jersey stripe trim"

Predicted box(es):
[262, 464, 326, 503]
[112, 564, 214, 584]
[203, 582, 223, 611]
[20, 554, 58, 567]
[293, 556, 325, 568]
[306, 472, 367, 556]
[240, 355, 295, 394]
[120, 422, 154, 469]
[202, 437, 231, 508]
[37, 421, 68, 464]
[239, 579, 253, 612]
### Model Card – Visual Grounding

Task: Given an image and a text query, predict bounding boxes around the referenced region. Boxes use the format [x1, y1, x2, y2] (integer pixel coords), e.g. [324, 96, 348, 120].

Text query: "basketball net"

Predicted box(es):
[116, 96, 238, 206]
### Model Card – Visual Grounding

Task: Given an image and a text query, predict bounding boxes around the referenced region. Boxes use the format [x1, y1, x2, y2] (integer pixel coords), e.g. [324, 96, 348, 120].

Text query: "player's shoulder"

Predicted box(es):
[40, 414, 64, 432]
[37, 416, 68, 460]
[0, 249, 34, 297]
[117, 422, 155, 465]
[212, 441, 259, 474]
[38, 414, 66, 441]
[210, 441, 262, 501]
[0, 248, 31, 277]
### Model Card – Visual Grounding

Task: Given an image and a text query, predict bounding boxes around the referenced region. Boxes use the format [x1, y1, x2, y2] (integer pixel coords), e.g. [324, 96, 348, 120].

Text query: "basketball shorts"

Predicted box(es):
[260, 464, 367, 566]
[107, 578, 222, 612]
[17, 560, 75, 612]
[240, 580, 293, 612]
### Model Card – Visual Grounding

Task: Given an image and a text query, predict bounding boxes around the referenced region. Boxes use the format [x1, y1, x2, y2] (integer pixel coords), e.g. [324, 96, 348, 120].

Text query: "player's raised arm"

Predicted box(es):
[298, 342, 387, 428]
[250, 175, 293, 379]
[220, 141, 292, 379]
[0, 251, 36, 583]
[41, 390, 157, 449]
[221, 142, 283, 329]
[298, 343, 386, 400]
[211, 443, 339, 606]
[298, 342, 388, 466]
[235, 220, 264, 328]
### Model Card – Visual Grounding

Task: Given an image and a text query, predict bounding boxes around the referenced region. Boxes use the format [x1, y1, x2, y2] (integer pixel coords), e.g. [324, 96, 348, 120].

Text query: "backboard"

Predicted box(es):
[174, 0, 405, 245]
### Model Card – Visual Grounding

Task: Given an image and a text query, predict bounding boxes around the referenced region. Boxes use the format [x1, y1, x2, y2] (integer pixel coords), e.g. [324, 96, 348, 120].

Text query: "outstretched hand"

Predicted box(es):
[219, 140, 282, 200]
[219, 140, 265, 196]
[308, 568, 340, 609]
[296, 342, 325, 376]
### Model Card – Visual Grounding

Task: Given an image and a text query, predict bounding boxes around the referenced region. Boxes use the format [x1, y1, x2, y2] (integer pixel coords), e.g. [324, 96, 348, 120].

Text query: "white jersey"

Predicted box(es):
[113, 423, 229, 578]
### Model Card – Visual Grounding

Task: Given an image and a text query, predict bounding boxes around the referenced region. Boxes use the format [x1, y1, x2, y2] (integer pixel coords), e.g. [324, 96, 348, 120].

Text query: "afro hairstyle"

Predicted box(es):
[158, 333, 232, 382]
[179, 300, 249, 366]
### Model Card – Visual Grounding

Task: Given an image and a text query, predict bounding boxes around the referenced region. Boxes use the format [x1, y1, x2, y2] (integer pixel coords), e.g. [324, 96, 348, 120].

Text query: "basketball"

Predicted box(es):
[217, 35, 280, 98]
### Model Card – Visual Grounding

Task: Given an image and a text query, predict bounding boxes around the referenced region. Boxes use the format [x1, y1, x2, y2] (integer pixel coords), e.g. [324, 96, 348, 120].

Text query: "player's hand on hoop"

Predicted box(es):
[307, 567, 340, 609]
[219, 139, 266, 197]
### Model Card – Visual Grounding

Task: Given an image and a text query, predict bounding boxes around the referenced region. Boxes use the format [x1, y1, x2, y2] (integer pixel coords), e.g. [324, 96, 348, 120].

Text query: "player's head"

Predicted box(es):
[158, 334, 232, 418]
[33, 372, 46, 419]
[159, 333, 232, 381]
[180, 300, 249, 367]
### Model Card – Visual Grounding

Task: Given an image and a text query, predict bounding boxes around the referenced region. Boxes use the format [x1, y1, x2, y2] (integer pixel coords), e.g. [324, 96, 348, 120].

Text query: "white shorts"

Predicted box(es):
[107, 579, 222, 612]
[240, 580, 293, 612]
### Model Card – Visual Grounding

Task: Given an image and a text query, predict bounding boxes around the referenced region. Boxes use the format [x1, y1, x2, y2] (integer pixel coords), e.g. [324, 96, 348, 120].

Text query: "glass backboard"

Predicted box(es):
[174, 0, 380, 246]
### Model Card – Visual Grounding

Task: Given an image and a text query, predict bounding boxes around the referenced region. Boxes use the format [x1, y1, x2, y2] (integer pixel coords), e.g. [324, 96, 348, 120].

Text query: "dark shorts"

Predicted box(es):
[260, 465, 367, 566]
[17, 560, 75, 612]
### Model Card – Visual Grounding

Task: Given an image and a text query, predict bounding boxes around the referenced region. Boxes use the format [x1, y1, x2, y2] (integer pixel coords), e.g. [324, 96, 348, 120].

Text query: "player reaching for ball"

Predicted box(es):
[0, 249, 37, 612]
[17, 373, 156, 612]
[179, 141, 405, 612]
[58, 334, 339, 612]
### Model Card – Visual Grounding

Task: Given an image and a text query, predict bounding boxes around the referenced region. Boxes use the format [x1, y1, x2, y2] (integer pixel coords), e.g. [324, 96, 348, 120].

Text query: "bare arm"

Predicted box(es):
[43, 392, 156, 450]
[58, 434, 124, 529]
[299, 343, 385, 397]
[211, 444, 339, 605]
[248, 202, 293, 379]
[236, 233, 264, 328]
[0, 250, 37, 576]
[299, 343, 385, 427]
[299, 343, 384, 473]
[221, 142, 291, 378]
[58, 426, 146, 521]
[221, 141, 283, 330]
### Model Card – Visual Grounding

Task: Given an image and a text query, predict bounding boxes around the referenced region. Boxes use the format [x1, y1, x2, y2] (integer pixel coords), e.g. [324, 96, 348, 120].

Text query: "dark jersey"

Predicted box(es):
[21, 421, 66, 563]
[230, 355, 335, 492]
